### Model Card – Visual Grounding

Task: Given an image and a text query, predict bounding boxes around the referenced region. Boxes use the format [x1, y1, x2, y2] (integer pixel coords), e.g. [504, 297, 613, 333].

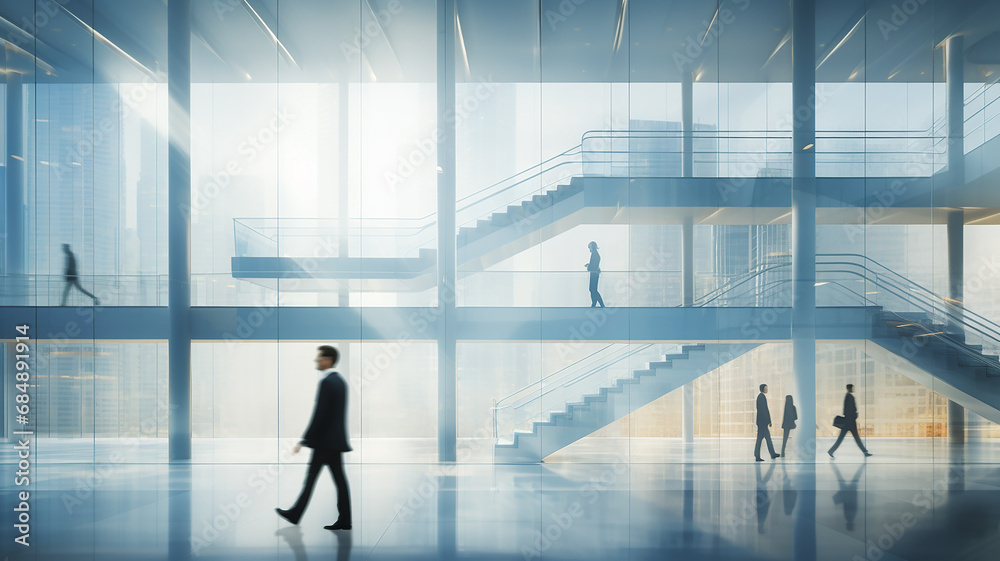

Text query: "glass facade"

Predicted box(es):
[4, 0, 1000, 470]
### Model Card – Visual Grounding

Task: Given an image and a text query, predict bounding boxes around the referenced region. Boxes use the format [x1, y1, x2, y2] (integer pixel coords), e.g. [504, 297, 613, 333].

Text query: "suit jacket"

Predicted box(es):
[65, 252, 78, 278]
[843, 393, 858, 421]
[756, 393, 771, 427]
[301, 371, 352, 452]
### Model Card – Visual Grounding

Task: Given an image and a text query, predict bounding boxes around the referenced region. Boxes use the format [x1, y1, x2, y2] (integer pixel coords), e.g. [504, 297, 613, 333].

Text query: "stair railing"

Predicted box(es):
[491, 343, 663, 444]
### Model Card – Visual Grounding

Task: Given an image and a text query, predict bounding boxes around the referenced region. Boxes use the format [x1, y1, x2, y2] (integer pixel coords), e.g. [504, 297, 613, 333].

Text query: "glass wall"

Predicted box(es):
[3, 0, 1000, 467]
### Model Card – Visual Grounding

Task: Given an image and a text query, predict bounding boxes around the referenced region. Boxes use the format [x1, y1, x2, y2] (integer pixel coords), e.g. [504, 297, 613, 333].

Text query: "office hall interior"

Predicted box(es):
[3, 0, 1000, 559]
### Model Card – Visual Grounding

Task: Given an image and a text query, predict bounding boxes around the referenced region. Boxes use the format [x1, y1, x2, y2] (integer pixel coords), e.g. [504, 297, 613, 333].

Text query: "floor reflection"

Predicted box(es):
[1, 460, 998, 560]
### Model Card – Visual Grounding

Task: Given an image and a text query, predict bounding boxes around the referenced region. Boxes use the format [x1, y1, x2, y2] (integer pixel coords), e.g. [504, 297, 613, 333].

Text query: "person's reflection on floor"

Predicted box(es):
[755, 461, 776, 534]
[781, 463, 798, 517]
[275, 526, 307, 561]
[832, 463, 864, 531]
[335, 530, 353, 561]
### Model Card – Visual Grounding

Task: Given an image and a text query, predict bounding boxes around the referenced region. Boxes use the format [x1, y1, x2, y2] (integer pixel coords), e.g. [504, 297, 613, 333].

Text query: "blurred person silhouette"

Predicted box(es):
[274, 527, 307, 561]
[277, 345, 353, 530]
[781, 395, 797, 457]
[780, 463, 798, 516]
[832, 463, 865, 531]
[755, 384, 780, 461]
[755, 461, 776, 534]
[828, 383, 873, 459]
[585, 241, 605, 307]
[60, 244, 99, 306]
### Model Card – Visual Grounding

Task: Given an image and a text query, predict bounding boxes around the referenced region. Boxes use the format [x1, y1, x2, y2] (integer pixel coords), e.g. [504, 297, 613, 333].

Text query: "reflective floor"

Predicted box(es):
[2, 456, 1000, 560]
[5, 437, 1000, 465]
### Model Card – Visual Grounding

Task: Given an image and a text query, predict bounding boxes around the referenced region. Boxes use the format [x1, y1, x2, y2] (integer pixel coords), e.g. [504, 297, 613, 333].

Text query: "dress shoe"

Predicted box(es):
[755, 457, 764, 462]
[827, 451, 835, 459]
[275, 508, 300, 525]
[324, 520, 352, 530]
[771, 454, 780, 459]
[864, 452, 873, 457]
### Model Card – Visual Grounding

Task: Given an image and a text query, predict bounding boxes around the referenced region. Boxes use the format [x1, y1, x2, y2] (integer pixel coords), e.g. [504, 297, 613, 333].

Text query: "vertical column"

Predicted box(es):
[947, 210, 965, 444]
[791, 3, 817, 561]
[168, 0, 192, 461]
[681, 217, 694, 443]
[681, 72, 695, 443]
[337, 81, 352, 381]
[338, 81, 350, 308]
[791, 0, 817, 462]
[681, 70, 693, 179]
[946, 36, 966, 446]
[5, 72, 25, 278]
[437, 0, 457, 462]
[946, 36, 965, 186]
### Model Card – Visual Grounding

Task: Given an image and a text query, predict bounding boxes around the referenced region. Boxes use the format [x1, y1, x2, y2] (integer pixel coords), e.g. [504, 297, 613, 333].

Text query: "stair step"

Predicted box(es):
[506, 205, 527, 218]
[490, 213, 513, 226]
[648, 361, 672, 369]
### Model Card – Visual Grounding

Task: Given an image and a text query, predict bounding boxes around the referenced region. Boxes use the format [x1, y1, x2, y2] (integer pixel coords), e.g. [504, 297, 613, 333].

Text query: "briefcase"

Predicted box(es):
[833, 415, 846, 429]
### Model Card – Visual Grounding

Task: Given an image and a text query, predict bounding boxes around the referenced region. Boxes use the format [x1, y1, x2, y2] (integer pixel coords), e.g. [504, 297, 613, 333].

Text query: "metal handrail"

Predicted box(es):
[822, 253, 1000, 341]
[491, 342, 658, 441]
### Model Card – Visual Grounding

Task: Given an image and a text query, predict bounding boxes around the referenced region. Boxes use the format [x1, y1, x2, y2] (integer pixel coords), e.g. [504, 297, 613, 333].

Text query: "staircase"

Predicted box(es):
[457, 179, 586, 270]
[493, 343, 759, 463]
[869, 310, 1000, 425]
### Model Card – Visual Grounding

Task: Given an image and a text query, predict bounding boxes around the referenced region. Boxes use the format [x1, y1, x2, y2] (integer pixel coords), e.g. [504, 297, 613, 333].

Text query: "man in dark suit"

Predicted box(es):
[277, 345, 352, 530]
[755, 384, 780, 461]
[828, 383, 873, 459]
[60, 244, 100, 306]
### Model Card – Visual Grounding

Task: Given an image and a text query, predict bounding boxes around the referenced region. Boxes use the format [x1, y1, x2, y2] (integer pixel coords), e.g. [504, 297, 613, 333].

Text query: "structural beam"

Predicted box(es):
[168, 0, 192, 461]
[437, 0, 458, 462]
[681, 70, 693, 179]
[339, 80, 350, 308]
[5, 71, 24, 277]
[681, 72, 695, 443]
[946, 35, 965, 445]
[791, 0, 817, 464]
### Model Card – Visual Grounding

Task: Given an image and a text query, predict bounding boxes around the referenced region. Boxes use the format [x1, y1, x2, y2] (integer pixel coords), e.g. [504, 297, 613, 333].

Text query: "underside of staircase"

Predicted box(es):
[494, 343, 760, 463]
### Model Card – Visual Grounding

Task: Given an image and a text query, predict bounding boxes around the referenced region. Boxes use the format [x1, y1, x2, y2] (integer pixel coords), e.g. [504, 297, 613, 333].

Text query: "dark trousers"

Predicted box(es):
[288, 448, 351, 523]
[754, 425, 777, 459]
[829, 422, 868, 455]
[781, 428, 791, 456]
[61, 277, 97, 306]
[589, 273, 605, 307]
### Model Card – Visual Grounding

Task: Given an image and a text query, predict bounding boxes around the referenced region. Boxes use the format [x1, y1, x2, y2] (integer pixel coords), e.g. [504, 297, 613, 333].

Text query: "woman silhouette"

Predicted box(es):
[585, 241, 605, 307]
[781, 395, 797, 457]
